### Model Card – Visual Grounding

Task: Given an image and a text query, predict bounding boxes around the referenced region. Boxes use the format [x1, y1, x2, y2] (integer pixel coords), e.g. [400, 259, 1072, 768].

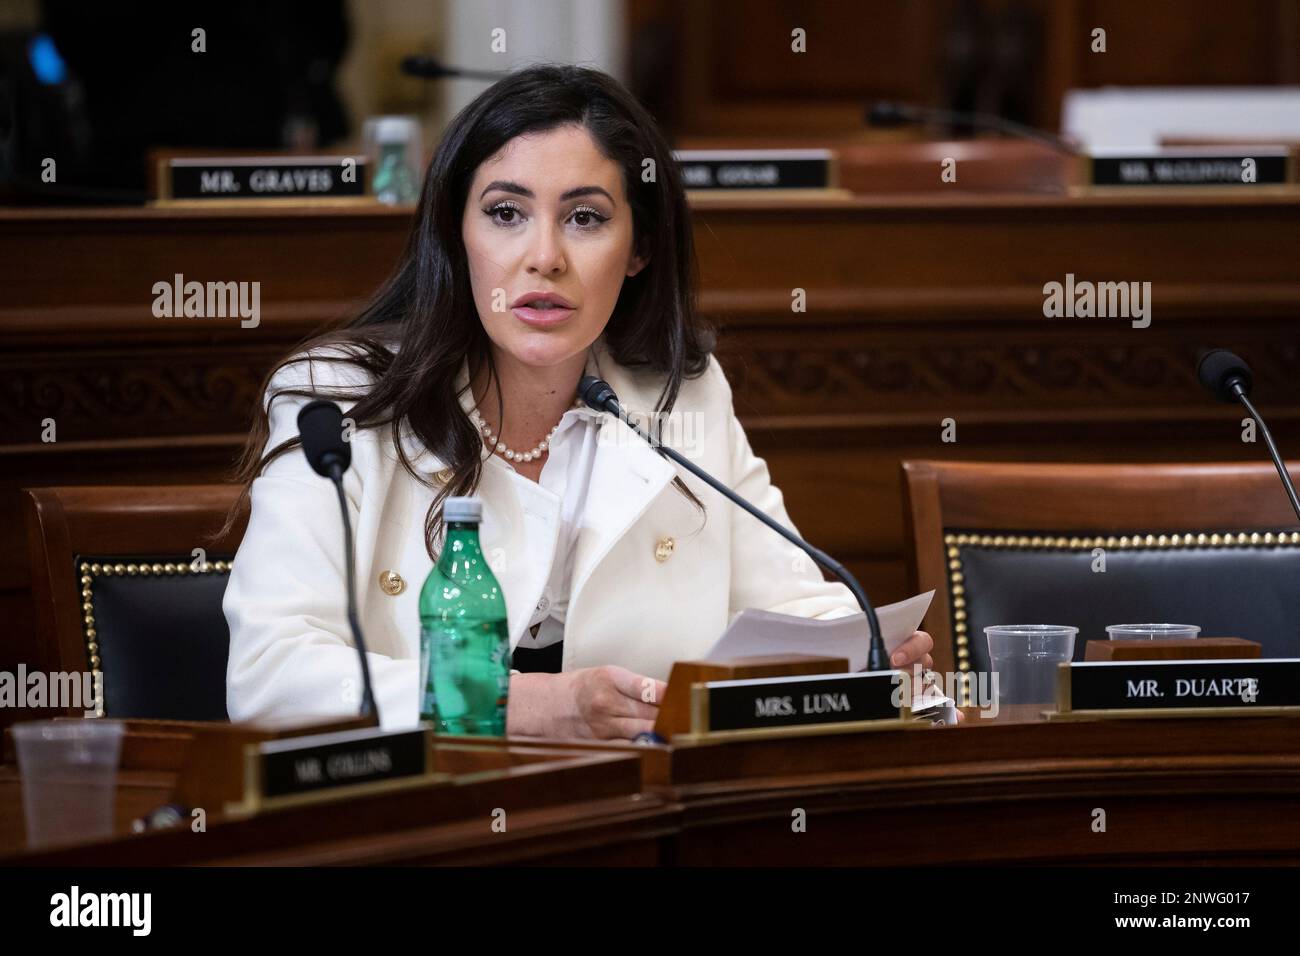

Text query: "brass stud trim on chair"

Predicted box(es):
[943, 528, 1300, 673]
[77, 557, 234, 718]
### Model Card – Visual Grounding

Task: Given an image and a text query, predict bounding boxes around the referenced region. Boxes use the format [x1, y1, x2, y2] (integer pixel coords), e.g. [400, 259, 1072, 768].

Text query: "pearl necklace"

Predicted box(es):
[469, 397, 583, 463]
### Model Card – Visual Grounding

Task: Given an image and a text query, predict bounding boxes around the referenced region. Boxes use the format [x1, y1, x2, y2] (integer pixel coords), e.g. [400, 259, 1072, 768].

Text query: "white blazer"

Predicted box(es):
[223, 337, 857, 728]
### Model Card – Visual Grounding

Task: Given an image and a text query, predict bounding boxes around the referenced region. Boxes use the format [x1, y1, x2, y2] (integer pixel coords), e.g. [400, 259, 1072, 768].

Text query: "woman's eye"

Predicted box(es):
[486, 202, 523, 226]
[570, 206, 608, 229]
[484, 202, 606, 229]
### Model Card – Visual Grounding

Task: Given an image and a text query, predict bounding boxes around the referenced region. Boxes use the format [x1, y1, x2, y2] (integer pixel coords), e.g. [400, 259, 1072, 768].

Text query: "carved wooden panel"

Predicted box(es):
[2, 196, 1297, 678]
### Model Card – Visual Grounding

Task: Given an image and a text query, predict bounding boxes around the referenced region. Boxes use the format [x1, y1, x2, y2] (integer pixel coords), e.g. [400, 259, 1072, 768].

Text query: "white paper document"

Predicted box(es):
[706, 591, 936, 673]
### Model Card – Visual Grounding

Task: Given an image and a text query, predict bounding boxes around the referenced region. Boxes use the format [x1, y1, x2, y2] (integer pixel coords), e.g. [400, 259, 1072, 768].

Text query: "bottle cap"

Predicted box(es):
[444, 496, 481, 523]
[373, 115, 418, 145]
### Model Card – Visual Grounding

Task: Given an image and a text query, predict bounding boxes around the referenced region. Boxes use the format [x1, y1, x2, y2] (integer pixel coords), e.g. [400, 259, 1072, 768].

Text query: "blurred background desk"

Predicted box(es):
[4, 190, 1299, 689]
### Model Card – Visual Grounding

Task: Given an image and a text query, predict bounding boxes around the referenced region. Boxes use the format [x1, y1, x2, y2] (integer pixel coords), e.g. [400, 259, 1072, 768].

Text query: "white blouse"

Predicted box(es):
[469, 347, 607, 661]
[492, 402, 603, 652]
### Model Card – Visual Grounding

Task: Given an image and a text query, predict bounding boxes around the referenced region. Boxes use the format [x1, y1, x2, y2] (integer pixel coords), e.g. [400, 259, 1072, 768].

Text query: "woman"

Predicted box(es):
[222, 65, 934, 739]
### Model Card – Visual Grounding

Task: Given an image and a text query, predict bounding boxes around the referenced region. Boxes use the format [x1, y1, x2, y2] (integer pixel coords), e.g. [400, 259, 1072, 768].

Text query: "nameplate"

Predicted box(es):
[690, 670, 904, 735]
[1059, 658, 1300, 715]
[160, 156, 369, 201]
[1088, 148, 1291, 187]
[676, 149, 836, 191]
[245, 725, 431, 807]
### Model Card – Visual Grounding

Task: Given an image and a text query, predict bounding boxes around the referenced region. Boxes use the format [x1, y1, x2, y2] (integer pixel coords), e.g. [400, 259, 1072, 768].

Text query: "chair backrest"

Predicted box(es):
[901, 461, 1300, 676]
[24, 485, 247, 720]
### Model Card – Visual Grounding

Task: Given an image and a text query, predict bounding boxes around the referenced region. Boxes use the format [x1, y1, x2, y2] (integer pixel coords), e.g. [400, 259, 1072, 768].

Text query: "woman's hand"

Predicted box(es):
[507, 665, 667, 740]
[890, 629, 965, 723]
[891, 629, 934, 670]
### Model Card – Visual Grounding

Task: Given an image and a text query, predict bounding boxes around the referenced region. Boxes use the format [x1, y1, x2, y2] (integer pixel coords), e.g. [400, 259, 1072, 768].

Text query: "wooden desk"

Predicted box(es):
[5, 713, 1299, 865]
[503, 712, 1300, 865]
[3, 193, 1298, 688]
[0, 728, 673, 866]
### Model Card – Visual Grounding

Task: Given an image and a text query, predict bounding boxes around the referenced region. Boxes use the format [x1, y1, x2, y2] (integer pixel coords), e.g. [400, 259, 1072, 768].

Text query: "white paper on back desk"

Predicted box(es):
[705, 590, 936, 673]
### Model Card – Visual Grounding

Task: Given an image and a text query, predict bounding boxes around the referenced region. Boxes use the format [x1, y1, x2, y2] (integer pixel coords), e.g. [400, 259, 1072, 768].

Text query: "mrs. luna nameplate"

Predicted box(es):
[690, 670, 906, 737]
[1057, 658, 1300, 717]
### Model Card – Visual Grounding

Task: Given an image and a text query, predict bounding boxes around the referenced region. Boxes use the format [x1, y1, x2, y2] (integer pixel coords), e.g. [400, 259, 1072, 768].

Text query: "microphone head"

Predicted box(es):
[297, 400, 352, 477]
[400, 55, 452, 79]
[865, 101, 914, 127]
[577, 375, 618, 412]
[1197, 349, 1253, 402]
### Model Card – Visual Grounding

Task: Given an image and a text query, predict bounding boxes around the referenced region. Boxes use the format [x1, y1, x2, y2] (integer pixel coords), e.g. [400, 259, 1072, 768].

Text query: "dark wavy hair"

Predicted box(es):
[219, 64, 715, 556]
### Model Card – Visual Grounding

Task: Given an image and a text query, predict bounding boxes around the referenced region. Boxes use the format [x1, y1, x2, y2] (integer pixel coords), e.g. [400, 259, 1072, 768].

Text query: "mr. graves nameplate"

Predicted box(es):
[691, 670, 905, 734]
[1059, 658, 1300, 715]
[160, 156, 369, 200]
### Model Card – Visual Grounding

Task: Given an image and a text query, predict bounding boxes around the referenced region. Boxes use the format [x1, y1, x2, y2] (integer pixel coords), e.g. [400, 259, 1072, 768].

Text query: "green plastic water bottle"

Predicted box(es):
[370, 117, 419, 205]
[372, 140, 418, 205]
[418, 496, 510, 735]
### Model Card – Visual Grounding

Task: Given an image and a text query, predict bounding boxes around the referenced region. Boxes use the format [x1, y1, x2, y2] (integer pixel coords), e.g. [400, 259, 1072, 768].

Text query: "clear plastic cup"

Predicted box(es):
[1106, 623, 1200, 640]
[984, 625, 1078, 707]
[12, 719, 124, 848]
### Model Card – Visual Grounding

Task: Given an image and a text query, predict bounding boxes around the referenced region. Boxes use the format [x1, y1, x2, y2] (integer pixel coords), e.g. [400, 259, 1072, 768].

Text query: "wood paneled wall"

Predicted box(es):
[629, 0, 1300, 137]
[2, 193, 1299, 679]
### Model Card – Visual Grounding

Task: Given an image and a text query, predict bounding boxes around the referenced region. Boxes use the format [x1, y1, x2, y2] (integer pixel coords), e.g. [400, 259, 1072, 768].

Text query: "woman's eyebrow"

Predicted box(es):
[478, 181, 616, 204]
[559, 185, 615, 203]
[479, 179, 532, 199]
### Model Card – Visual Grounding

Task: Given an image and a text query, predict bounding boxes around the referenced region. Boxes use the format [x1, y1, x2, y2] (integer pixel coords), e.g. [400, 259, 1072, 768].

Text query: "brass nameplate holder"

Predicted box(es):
[156, 154, 370, 203]
[683, 670, 910, 743]
[676, 148, 842, 194]
[1085, 147, 1294, 190]
[655, 655, 848, 740]
[1052, 658, 1300, 721]
[235, 724, 442, 814]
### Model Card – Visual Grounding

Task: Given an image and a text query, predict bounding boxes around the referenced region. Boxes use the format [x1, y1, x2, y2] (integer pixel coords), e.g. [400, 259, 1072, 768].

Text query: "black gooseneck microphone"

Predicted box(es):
[399, 56, 506, 82]
[865, 100, 1080, 156]
[297, 400, 380, 721]
[1197, 349, 1300, 522]
[578, 376, 891, 672]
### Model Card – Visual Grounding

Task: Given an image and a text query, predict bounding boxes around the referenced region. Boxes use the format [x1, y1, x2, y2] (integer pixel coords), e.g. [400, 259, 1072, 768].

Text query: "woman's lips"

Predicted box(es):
[512, 305, 576, 328]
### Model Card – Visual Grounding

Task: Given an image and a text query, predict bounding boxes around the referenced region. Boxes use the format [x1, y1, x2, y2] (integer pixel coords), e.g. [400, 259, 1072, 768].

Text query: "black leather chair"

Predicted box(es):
[902, 461, 1300, 676]
[25, 486, 247, 720]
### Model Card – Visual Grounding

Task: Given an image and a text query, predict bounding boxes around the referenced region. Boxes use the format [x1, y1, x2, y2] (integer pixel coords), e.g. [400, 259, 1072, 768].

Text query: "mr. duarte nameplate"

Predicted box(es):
[1059, 658, 1300, 716]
